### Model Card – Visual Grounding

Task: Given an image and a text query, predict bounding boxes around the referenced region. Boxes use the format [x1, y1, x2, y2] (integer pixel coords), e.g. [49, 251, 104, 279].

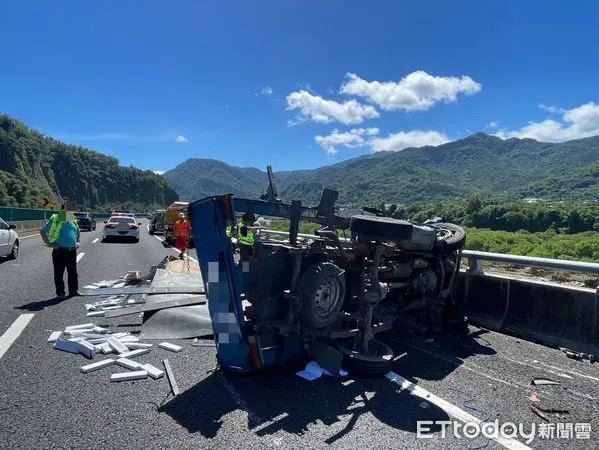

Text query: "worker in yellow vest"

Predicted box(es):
[238, 212, 256, 262]
[40, 203, 81, 299]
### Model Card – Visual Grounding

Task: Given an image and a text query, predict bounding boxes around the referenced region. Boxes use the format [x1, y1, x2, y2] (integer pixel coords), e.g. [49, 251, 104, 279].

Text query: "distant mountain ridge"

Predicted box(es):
[164, 133, 599, 205]
[0, 115, 178, 210]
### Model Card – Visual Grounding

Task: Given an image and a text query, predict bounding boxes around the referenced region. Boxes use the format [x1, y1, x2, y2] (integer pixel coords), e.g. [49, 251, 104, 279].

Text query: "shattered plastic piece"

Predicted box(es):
[116, 358, 142, 370]
[531, 378, 560, 386]
[47, 331, 61, 343]
[141, 363, 164, 379]
[157, 342, 183, 353]
[81, 359, 115, 373]
[528, 393, 541, 403]
[53, 339, 81, 354]
[110, 370, 148, 382]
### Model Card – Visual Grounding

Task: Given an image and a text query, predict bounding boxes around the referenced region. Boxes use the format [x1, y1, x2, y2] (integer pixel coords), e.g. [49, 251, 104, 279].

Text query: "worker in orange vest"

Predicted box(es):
[173, 212, 192, 259]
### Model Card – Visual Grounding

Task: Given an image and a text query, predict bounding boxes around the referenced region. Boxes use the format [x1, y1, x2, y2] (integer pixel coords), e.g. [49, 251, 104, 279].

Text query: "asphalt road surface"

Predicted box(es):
[0, 220, 598, 449]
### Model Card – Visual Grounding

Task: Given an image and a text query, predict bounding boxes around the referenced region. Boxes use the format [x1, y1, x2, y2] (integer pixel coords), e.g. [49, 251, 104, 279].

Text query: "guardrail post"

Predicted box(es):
[466, 256, 484, 275]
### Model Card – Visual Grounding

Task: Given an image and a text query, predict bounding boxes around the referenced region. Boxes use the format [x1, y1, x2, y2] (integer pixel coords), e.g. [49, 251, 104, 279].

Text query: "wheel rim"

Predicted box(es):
[313, 277, 343, 319]
[13, 243, 18, 257]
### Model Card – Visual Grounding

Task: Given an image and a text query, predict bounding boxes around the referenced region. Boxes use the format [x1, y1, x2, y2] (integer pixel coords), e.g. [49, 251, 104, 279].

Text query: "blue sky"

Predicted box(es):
[2, 1, 599, 173]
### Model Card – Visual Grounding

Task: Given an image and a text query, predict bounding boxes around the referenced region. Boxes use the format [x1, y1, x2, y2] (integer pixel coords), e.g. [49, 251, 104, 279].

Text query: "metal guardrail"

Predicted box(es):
[462, 250, 599, 275]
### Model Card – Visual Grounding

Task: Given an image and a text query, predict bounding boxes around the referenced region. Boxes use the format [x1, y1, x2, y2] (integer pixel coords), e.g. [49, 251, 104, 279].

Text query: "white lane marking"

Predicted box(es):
[0, 314, 35, 360]
[92, 238, 99, 244]
[152, 235, 198, 263]
[386, 371, 531, 450]
[77, 252, 85, 262]
[19, 233, 40, 240]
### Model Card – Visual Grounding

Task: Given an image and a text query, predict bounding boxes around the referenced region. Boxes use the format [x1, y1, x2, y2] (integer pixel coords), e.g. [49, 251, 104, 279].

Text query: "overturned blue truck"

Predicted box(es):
[188, 171, 466, 376]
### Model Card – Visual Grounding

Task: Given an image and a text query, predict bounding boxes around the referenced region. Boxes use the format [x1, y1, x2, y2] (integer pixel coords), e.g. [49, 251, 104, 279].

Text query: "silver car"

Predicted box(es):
[0, 217, 19, 259]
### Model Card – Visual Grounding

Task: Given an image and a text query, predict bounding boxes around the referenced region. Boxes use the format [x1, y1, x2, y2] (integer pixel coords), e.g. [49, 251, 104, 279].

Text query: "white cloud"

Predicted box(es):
[153, 170, 165, 175]
[315, 128, 380, 155]
[175, 135, 188, 143]
[539, 104, 566, 114]
[370, 130, 451, 152]
[495, 102, 599, 142]
[487, 121, 500, 129]
[257, 86, 273, 96]
[339, 71, 482, 112]
[286, 90, 380, 125]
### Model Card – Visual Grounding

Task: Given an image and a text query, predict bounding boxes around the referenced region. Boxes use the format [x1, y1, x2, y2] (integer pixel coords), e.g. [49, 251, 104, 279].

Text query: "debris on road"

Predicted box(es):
[119, 348, 151, 359]
[559, 347, 596, 363]
[531, 378, 560, 386]
[296, 361, 348, 381]
[157, 342, 183, 353]
[528, 393, 541, 403]
[110, 370, 149, 382]
[163, 359, 180, 396]
[81, 359, 115, 373]
[531, 405, 551, 422]
[141, 363, 165, 379]
[116, 358, 142, 370]
[47, 331, 61, 343]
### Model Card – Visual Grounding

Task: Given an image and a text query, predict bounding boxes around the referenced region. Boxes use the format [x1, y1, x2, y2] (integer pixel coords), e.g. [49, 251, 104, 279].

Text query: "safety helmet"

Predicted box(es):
[178, 212, 185, 219]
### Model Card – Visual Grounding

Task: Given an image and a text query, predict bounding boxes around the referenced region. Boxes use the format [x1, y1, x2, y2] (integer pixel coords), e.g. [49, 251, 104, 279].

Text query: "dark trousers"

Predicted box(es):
[52, 248, 78, 296]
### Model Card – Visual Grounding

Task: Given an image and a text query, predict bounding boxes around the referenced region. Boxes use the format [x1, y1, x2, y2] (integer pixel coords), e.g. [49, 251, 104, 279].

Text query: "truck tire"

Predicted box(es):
[436, 223, 466, 251]
[337, 339, 394, 376]
[294, 262, 346, 328]
[350, 215, 413, 240]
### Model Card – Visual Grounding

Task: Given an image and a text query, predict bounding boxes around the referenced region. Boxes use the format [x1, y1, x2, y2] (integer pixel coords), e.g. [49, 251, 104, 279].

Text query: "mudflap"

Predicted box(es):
[310, 340, 343, 376]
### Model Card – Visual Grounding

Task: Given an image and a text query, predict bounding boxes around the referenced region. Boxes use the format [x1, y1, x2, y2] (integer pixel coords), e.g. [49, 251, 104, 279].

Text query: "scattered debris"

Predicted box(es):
[296, 360, 348, 381]
[119, 348, 151, 359]
[78, 340, 97, 359]
[47, 331, 61, 343]
[528, 393, 541, 403]
[141, 363, 164, 380]
[531, 405, 551, 422]
[110, 370, 148, 382]
[531, 378, 560, 386]
[116, 358, 142, 370]
[123, 342, 153, 350]
[559, 347, 596, 363]
[81, 359, 115, 373]
[158, 342, 183, 353]
[163, 359, 180, 396]
[107, 337, 128, 354]
[53, 339, 81, 355]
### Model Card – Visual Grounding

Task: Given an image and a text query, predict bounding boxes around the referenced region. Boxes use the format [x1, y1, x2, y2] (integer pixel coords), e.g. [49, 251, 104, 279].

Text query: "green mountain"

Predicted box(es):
[0, 114, 178, 210]
[165, 132, 599, 205]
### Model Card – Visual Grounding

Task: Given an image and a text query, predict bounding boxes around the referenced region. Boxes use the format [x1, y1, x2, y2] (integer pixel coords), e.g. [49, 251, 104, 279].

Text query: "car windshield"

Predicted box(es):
[108, 217, 135, 224]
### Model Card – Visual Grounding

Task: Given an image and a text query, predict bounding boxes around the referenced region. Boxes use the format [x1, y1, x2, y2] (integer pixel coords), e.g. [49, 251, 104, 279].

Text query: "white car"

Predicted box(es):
[103, 216, 141, 242]
[0, 217, 19, 259]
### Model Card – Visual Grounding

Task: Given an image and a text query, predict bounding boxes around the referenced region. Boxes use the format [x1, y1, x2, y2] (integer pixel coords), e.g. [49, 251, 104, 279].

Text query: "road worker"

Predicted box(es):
[238, 212, 256, 262]
[173, 212, 192, 259]
[40, 201, 81, 299]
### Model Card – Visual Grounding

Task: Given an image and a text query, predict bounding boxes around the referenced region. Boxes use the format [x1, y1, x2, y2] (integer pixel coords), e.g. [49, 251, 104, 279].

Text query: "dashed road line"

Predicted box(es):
[92, 238, 99, 243]
[76, 252, 85, 262]
[19, 233, 40, 240]
[0, 314, 35, 360]
[385, 371, 531, 450]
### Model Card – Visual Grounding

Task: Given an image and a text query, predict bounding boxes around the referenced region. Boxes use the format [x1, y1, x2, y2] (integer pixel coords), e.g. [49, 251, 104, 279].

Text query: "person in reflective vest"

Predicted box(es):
[40, 204, 81, 299]
[173, 212, 192, 259]
[238, 212, 256, 261]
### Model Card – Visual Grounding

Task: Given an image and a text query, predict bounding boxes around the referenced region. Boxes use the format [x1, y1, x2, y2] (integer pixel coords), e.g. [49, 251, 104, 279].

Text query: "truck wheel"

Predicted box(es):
[436, 223, 466, 251]
[294, 262, 346, 328]
[337, 339, 394, 375]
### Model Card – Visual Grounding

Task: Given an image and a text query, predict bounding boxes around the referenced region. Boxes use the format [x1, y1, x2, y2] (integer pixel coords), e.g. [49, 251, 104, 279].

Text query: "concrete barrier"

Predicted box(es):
[456, 271, 599, 355]
[8, 220, 46, 235]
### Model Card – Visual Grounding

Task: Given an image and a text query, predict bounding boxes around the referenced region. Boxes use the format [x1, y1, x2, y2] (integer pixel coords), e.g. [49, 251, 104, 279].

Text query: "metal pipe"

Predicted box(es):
[462, 250, 599, 275]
